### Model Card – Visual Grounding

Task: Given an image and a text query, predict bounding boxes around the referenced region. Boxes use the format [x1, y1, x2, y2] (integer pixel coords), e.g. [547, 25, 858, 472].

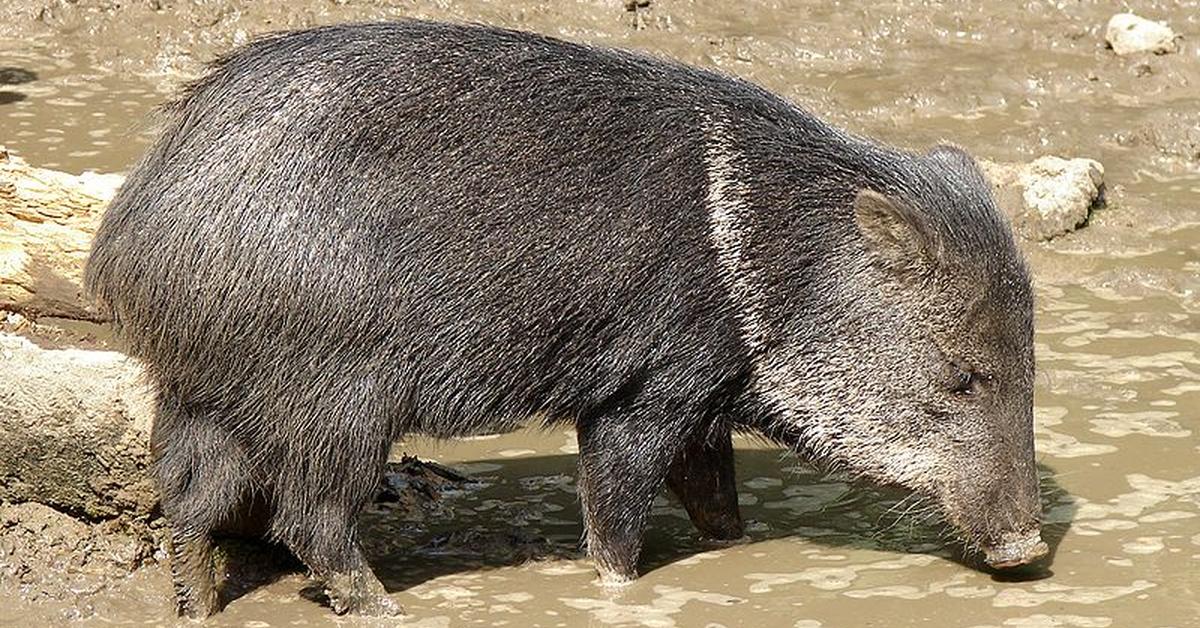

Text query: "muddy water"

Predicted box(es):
[2, 1, 1198, 626]
[0, 42, 164, 172]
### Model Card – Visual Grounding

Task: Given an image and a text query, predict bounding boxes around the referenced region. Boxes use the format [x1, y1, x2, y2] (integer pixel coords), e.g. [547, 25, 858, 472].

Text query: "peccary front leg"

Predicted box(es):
[575, 413, 688, 584]
[275, 503, 401, 617]
[666, 426, 744, 541]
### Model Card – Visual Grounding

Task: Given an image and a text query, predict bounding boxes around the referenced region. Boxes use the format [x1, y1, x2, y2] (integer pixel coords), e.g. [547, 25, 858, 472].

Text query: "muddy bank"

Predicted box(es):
[0, 502, 159, 620]
[2, 1, 1197, 180]
[0, 442, 472, 624]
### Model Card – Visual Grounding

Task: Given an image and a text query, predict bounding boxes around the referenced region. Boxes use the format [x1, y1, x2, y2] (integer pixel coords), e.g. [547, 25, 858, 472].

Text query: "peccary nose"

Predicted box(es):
[984, 529, 1049, 569]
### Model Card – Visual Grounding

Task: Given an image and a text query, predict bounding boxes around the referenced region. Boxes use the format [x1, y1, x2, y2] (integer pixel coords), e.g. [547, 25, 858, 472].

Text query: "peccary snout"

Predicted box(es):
[984, 529, 1049, 569]
[940, 435, 1047, 570]
[937, 461, 1047, 570]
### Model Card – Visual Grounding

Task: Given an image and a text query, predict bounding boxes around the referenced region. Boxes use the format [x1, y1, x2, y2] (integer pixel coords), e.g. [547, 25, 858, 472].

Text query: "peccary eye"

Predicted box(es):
[950, 370, 975, 395]
[947, 361, 990, 396]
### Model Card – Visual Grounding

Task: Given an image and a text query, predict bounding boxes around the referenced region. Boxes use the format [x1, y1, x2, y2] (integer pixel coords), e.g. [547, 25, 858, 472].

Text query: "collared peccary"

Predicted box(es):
[85, 20, 1047, 619]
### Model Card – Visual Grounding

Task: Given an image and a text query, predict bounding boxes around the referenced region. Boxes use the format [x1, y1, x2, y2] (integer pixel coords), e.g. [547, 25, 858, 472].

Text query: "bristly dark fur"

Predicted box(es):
[85, 20, 1040, 618]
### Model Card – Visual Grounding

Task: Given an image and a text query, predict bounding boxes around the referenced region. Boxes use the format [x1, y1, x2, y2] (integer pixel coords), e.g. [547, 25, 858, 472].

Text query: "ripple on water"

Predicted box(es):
[745, 555, 939, 593]
[968, 615, 1113, 628]
[559, 585, 745, 628]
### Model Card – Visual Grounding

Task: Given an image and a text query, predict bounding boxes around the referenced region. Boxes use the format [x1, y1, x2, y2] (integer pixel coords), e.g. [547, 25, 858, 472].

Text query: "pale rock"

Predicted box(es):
[1105, 13, 1177, 56]
[979, 156, 1105, 240]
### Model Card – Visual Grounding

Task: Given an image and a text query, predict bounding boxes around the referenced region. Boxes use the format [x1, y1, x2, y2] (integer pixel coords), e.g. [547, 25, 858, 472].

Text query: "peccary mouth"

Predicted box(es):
[982, 530, 1049, 569]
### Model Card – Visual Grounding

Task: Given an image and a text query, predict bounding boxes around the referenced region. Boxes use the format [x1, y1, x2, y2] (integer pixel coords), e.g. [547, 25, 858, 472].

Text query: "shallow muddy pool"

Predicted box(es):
[1, 1, 1198, 626]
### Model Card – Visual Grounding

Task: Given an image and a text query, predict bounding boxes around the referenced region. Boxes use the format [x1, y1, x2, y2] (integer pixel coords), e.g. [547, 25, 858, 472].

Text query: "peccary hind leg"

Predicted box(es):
[168, 530, 219, 618]
[666, 426, 744, 541]
[314, 545, 397, 616]
[153, 397, 250, 618]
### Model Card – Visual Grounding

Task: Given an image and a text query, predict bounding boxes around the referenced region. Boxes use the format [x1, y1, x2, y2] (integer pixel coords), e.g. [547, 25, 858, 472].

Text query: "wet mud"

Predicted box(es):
[1, 1, 1197, 626]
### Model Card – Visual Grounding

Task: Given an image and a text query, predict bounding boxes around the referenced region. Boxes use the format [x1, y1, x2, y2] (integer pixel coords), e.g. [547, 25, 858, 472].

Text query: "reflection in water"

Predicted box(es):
[0, 66, 37, 105]
[0, 49, 161, 170]
[0, 67, 38, 84]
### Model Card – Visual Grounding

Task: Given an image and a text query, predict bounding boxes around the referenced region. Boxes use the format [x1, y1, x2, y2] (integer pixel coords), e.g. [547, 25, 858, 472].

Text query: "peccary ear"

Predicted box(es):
[853, 189, 939, 276]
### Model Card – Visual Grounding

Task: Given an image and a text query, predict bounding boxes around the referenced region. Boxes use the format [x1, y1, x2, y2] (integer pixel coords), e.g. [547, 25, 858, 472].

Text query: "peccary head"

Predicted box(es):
[753, 144, 1045, 569]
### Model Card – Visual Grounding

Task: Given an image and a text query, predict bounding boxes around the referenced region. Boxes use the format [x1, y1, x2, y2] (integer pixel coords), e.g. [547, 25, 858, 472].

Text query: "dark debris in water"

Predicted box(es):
[374, 455, 480, 509]
[418, 526, 579, 563]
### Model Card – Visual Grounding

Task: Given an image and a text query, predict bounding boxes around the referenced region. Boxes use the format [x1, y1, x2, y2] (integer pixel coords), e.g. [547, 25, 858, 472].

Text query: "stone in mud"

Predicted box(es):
[979, 156, 1105, 241]
[1105, 13, 1177, 56]
[1113, 109, 1200, 163]
[0, 331, 157, 520]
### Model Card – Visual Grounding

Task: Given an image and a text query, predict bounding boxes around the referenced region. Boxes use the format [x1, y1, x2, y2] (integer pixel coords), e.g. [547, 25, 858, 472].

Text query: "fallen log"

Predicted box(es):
[0, 331, 156, 520]
[0, 328, 474, 521]
[0, 147, 122, 321]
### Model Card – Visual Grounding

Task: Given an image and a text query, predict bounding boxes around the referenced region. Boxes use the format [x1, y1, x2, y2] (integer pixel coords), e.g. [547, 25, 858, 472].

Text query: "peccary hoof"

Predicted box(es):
[330, 593, 404, 618]
[324, 570, 404, 617]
